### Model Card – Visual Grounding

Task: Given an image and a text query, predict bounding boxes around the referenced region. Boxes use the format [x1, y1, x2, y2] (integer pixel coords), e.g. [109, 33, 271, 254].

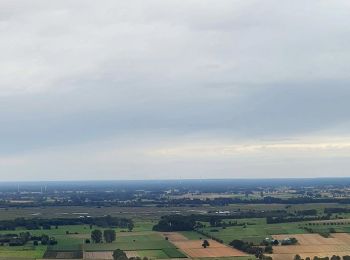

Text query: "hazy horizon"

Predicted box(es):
[1, 1, 350, 181]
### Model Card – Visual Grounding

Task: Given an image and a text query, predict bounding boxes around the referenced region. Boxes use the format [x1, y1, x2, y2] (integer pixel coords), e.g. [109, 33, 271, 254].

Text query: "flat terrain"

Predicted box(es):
[0, 203, 343, 220]
[84, 251, 113, 260]
[83, 231, 187, 259]
[269, 233, 350, 260]
[199, 218, 306, 244]
[3, 180, 350, 260]
[165, 232, 247, 258]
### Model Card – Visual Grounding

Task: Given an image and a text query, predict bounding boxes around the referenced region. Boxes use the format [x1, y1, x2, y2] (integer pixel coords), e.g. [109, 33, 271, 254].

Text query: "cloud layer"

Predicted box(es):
[1, 0, 350, 180]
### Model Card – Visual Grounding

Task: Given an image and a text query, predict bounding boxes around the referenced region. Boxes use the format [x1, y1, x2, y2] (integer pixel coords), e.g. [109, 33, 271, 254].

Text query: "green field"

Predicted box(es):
[199, 218, 307, 244]
[84, 233, 177, 251]
[162, 247, 187, 258]
[2, 204, 350, 259]
[0, 245, 46, 259]
[137, 249, 169, 259]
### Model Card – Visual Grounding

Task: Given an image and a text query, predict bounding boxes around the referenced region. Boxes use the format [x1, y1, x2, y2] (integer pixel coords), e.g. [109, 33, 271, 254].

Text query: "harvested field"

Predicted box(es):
[171, 239, 247, 258]
[270, 233, 350, 260]
[271, 252, 350, 260]
[273, 233, 346, 245]
[172, 240, 227, 249]
[162, 232, 188, 242]
[273, 245, 350, 254]
[331, 233, 350, 243]
[125, 251, 140, 258]
[84, 251, 113, 260]
[180, 247, 247, 258]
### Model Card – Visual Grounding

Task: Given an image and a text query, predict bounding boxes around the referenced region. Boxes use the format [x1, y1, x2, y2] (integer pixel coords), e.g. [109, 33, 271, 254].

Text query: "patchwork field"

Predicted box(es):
[84, 251, 113, 260]
[198, 218, 307, 245]
[83, 232, 187, 259]
[269, 233, 350, 260]
[165, 232, 247, 258]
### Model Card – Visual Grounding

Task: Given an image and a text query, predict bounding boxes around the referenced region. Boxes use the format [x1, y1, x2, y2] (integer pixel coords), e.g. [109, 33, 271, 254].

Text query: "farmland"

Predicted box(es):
[1, 179, 350, 259]
[268, 233, 350, 260]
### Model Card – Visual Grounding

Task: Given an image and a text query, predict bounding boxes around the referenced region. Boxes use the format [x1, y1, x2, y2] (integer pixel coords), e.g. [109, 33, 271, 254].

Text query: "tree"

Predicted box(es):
[113, 249, 128, 260]
[91, 229, 102, 243]
[103, 229, 116, 243]
[41, 234, 49, 245]
[229, 239, 245, 250]
[128, 222, 134, 232]
[19, 232, 31, 243]
[49, 237, 57, 245]
[202, 240, 210, 248]
[153, 215, 196, 231]
[294, 255, 301, 260]
[265, 245, 273, 254]
[290, 237, 298, 245]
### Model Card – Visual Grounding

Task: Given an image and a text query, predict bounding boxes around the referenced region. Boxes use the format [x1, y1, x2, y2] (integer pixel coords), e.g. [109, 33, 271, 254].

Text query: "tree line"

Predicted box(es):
[0, 215, 134, 231]
[0, 232, 57, 246]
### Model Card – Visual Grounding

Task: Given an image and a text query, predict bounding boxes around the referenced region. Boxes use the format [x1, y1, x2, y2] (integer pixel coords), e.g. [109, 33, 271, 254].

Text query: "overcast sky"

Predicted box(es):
[1, 0, 350, 181]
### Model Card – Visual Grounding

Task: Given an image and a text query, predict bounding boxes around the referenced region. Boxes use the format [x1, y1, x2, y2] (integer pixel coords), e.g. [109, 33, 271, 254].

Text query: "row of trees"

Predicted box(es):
[266, 215, 330, 224]
[112, 249, 149, 260]
[153, 212, 288, 232]
[152, 215, 197, 231]
[91, 229, 116, 243]
[0, 216, 134, 231]
[0, 232, 57, 246]
[229, 239, 272, 258]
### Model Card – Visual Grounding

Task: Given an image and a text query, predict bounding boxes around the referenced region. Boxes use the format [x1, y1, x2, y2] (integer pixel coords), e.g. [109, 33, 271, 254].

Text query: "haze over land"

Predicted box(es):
[1, 0, 350, 180]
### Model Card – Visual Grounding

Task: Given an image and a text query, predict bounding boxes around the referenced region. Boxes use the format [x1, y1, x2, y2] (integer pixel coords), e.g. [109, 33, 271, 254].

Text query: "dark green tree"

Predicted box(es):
[264, 245, 273, 254]
[41, 234, 50, 245]
[202, 240, 210, 248]
[103, 229, 116, 243]
[128, 222, 134, 232]
[294, 255, 301, 260]
[113, 249, 128, 260]
[91, 229, 102, 243]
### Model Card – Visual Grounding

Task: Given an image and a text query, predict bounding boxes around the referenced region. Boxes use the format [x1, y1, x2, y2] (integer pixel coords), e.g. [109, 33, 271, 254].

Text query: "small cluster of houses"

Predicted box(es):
[264, 237, 298, 246]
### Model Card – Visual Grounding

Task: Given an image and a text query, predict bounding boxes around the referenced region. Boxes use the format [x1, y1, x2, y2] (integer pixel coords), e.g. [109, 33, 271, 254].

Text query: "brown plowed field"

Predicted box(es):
[167, 235, 247, 258]
[84, 251, 113, 259]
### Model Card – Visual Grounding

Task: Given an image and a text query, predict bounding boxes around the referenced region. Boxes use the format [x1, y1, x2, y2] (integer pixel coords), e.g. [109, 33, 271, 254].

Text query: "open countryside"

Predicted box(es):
[1, 180, 350, 260]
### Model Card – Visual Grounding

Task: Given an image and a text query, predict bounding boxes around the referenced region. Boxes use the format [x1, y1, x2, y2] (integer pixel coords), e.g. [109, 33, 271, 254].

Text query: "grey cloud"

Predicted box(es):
[1, 0, 350, 179]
